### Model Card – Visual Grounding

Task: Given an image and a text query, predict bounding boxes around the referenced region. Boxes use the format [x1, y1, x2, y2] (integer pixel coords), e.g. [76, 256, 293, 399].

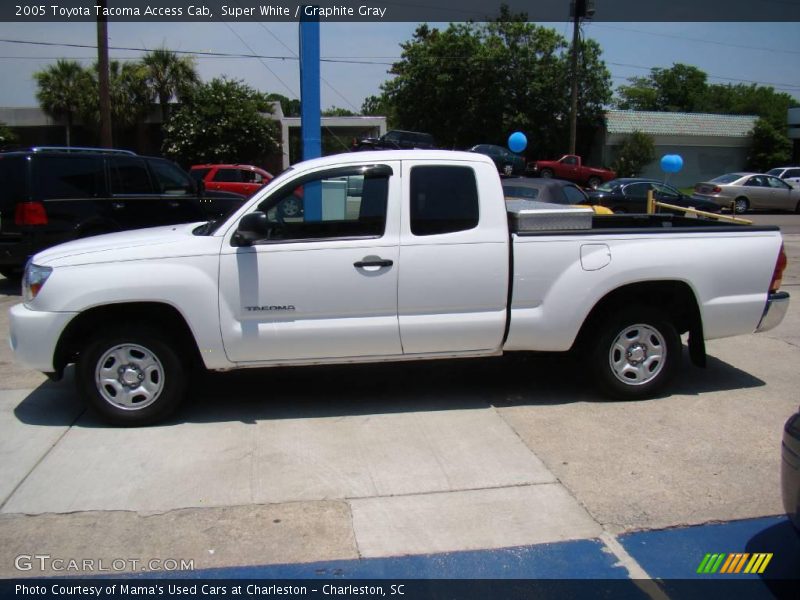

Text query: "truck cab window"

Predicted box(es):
[410, 166, 479, 236]
[254, 168, 389, 242]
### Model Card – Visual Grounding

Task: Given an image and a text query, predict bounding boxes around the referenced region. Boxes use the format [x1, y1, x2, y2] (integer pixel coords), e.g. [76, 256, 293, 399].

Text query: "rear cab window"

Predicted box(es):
[409, 165, 479, 236]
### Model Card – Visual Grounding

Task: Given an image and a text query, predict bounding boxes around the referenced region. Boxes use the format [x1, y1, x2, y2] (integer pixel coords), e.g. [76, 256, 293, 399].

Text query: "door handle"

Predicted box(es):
[354, 259, 393, 268]
[111, 202, 125, 210]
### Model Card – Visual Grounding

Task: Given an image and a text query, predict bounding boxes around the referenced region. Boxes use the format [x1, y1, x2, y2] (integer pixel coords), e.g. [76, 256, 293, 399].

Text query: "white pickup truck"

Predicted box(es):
[8, 151, 790, 425]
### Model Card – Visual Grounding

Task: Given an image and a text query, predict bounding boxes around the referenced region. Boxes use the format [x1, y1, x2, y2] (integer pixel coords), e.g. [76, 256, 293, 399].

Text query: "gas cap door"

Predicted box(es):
[581, 243, 611, 271]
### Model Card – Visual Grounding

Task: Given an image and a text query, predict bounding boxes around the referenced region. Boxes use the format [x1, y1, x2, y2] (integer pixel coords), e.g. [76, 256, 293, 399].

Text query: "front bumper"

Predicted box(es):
[755, 291, 790, 333]
[8, 303, 77, 373]
[782, 411, 800, 531]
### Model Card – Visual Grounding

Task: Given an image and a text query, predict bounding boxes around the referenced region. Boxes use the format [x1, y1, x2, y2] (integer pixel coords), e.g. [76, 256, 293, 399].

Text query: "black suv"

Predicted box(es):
[0, 147, 237, 277]
[354, 130, 436, 151]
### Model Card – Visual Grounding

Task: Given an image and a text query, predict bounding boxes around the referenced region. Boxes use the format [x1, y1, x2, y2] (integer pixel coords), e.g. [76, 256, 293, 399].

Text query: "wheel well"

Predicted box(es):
[53, 302, 203, 373]
[574, 280, 705, 366]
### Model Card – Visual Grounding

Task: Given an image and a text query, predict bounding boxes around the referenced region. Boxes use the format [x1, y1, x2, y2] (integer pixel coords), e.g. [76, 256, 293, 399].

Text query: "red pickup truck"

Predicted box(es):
[528, 155, 615, 189]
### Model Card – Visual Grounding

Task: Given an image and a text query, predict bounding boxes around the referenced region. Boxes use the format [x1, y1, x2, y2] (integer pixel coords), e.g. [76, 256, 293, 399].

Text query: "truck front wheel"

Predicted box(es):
[540, 168, 554, 178]
[76, 326, 187, 426]
[589, 308, 680, 400]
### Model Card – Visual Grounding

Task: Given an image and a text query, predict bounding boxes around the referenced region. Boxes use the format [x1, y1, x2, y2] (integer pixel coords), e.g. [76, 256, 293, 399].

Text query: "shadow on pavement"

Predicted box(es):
[13, 348, 765, 428]
[747, 519, 800, 583]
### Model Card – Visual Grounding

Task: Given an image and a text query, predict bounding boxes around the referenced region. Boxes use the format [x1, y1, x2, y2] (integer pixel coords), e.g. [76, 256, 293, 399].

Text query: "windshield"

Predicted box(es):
[596, 181, 619, 192]
[710, 173, 742, 184]
[195, 166, 295, 236]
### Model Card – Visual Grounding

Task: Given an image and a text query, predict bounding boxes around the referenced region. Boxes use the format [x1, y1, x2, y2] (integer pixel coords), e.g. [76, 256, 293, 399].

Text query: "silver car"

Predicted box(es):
[692, 172, 800, 214]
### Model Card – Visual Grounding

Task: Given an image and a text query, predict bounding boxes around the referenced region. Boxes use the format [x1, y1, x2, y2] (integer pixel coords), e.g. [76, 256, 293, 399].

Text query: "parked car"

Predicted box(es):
[0, 146, 212, 278]
[588, 179, 721, 215]
[469, 144, 526, 176]
[766, 166, 800, 188]
[692, 173, 800, 214]
[783, 407, 800, 531]
[501, 177, 613, 214]
[353, 130, 436, 151]
[190, 164, 273, 197]
[9, 150, 790, 425]
[527, 155, 615, 189]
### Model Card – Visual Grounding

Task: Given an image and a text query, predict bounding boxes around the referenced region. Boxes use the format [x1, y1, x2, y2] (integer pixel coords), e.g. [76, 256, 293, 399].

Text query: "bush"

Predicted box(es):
[611, 130, 655, 177]
[746, 118, 791, 172]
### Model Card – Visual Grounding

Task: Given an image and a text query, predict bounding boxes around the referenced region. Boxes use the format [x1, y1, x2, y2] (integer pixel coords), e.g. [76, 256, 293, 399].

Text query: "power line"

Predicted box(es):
[589, 23, 800, 56]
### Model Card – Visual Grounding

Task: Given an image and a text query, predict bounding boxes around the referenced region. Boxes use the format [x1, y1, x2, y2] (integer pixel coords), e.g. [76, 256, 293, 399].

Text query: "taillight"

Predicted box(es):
[770, 243, 788, 293]
[712, 186, 722, 193]
[14, 201, 48, 226]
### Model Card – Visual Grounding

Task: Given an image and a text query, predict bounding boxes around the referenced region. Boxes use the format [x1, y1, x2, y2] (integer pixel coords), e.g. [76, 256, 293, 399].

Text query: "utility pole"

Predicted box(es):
[96, 0, 112, 147]
[568, 0, 594, 155]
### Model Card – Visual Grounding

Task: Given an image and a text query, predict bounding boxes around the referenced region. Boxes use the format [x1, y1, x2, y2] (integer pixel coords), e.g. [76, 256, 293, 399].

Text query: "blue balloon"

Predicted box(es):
[508, 131, 527, 153]
[660, 154, 684, 173]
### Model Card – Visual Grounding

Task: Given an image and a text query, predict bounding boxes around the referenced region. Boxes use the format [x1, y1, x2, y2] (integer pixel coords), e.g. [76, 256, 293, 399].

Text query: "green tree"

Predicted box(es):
[162, 77, 280, 164]
[370, 8, 611, 156]
[81, 60, 151, 140]
[142, 48, 200, 124]
[34, 59, 92, 145]
[616, 64, 707, 112]
[0, 122, 17, 147]
[323, 107, 357, 116]
[611, 130, 656, 177]
[746, 118, 792, 172]
[266, 93, 301, 117]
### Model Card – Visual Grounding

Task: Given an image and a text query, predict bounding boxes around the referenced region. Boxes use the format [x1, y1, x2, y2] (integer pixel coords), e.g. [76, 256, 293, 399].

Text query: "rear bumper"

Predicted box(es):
[782, 411, 800, 531]
[8, 303, 77, 372]
[755, 291, 790, 333]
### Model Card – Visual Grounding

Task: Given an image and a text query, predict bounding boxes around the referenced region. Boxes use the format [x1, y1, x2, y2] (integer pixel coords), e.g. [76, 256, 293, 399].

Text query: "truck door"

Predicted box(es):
[218, 162, 402, 363]
[397, 160, 509, 355]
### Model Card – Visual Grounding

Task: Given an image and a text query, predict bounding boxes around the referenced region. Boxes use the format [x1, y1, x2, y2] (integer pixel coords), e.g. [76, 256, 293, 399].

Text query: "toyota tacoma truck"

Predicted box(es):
[8, 150, 790, 425]
[528, 154, 616, 188]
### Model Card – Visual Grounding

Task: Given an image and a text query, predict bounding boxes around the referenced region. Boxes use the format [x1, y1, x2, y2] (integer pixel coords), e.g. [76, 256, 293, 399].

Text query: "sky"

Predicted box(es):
[0, 20, 798, 113]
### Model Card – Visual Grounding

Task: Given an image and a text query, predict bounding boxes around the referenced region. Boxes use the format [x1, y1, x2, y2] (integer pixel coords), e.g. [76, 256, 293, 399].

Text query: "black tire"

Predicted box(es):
[587, 176, 602, 189]
[76, 325, 188, 426]
[733, 197, 749, 214]
[588, 308, 680, 400]
[540, 168, 554, 178]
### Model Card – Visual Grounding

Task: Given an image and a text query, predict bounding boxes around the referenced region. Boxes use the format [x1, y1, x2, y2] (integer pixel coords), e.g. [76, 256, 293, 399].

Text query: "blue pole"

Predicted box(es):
[300, 9, 321, 221]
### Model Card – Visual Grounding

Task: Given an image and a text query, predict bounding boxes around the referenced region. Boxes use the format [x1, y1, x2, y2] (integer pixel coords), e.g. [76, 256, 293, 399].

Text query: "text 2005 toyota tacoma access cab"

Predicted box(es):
[9, 151, 790, 425]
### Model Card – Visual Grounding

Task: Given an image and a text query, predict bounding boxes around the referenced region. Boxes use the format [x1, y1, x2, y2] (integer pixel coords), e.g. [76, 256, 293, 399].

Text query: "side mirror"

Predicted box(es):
[234, 211, 269, 246]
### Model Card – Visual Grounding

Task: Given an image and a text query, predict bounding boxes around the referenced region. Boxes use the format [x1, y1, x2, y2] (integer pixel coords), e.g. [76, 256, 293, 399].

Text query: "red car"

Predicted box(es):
[527, 155, 616, 189]
[190, 164, 273, 197]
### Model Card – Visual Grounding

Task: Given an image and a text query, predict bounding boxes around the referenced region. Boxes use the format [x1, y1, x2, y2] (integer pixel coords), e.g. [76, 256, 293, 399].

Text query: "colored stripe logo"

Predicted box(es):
[696, 553, 773, 574]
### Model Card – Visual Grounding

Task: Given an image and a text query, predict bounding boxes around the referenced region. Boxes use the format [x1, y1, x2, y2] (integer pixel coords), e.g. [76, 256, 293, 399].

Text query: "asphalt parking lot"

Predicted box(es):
[1, 215, 799, 583]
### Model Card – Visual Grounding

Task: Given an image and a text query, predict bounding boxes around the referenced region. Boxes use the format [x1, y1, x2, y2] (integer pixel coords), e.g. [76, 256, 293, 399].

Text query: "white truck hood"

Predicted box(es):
[33, 222, 220, 267]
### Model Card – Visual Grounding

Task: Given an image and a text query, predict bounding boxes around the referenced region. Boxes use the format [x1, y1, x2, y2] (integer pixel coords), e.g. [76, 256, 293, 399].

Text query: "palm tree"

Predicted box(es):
[80, 61, 152, 143]
[142, 48, 200, 124]
[34, 60, 92, 146]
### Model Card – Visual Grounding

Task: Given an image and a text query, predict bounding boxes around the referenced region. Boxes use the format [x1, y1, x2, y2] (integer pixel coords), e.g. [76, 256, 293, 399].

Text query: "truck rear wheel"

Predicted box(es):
[76, 326, 187, 426]
[540, 168, 554, 178]
[589, 308, 680, 400]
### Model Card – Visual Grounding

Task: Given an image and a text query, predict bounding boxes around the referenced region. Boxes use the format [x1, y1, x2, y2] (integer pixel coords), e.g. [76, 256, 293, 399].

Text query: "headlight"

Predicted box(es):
[23, 262, 52, 304]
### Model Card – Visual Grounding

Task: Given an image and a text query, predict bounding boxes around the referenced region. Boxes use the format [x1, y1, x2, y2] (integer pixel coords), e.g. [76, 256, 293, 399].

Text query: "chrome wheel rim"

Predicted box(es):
[95, 343, 165, 410]
[608, 324, 666, 386]
[735, 199, 747, 213]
